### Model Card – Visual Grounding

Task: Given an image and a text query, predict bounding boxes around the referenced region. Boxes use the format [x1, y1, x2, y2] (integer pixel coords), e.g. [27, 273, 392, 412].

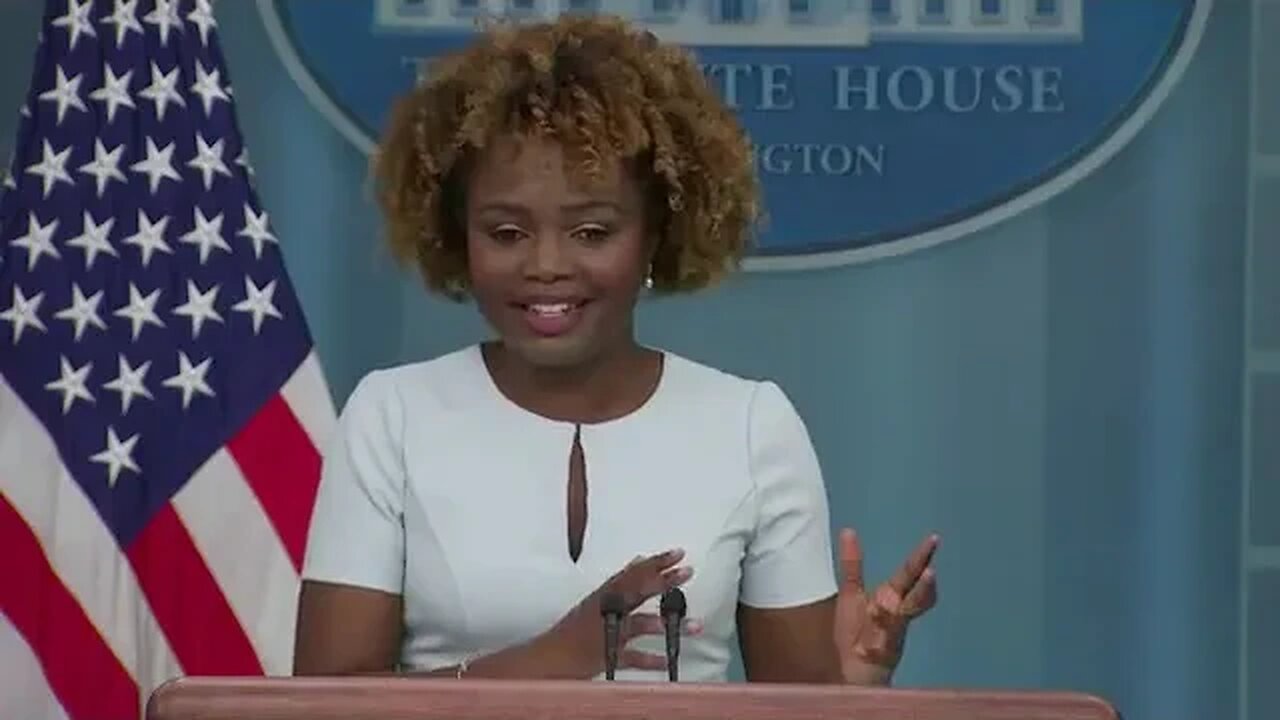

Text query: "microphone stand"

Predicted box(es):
[659, 588, 686, 682]
[600, 592, 625, 681]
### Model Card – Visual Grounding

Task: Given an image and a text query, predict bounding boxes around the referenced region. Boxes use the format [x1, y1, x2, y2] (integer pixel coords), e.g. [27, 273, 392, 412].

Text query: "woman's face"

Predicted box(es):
[464, 135, 653, 370]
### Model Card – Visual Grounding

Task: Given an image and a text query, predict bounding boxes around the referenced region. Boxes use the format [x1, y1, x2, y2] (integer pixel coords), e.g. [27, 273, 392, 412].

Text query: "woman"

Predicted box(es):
[293, 13, 938, 685]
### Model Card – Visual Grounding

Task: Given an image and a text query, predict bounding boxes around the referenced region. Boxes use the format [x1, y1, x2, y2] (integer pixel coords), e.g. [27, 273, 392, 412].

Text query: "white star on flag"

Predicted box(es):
[130, 137, 181, 193]
[0, 285, 47, 343]
[236, 147, 255, 178]
[25, 139, 74, 198]
[44, 355, 95, 414]
[103, 354, 154, 414]
[188, 133, 232, 190]
[233, 277, 284, 334]
[2, 150, 16, 190]
[37, 66, 87, 125]
[143, 0, 184, 47]
[188, 0, 219, 46]
[180, 207, 232, 263]
[111, 283, 165, 341]
[191, 61, 230, 115]
[90, 65, 136, 123]
[172, 279, 224, 339]
[10, 212, 61, 271]
[65, 211, 119, 270]
[90, 426, 141, 488]
[239, 205, 278, 259]
[102, 0, 144, 48]
[162, 350, 216, 410]
[121, 210, 173, 267]
[79, 139, 128, 197]
[138, 61, 185, 121]
[51, 0, 97, 51]
[54, 284, 108, 341]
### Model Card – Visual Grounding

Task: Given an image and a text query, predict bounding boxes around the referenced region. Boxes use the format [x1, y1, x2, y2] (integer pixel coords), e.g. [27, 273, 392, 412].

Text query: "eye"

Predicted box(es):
[489, 224, 526, 244]
[571, 224, 611, 244]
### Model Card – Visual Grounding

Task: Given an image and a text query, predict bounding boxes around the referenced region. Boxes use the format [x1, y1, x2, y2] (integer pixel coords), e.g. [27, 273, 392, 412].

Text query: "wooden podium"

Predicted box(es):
[145, 677, 1120, 720]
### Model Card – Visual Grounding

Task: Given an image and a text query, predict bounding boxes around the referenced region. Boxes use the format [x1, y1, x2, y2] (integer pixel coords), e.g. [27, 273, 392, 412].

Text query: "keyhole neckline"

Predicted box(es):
[566, 423, 588, 564]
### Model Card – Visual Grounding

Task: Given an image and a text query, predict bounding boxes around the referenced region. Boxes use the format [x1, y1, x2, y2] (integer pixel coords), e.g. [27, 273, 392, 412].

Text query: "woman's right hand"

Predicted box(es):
[536, 548, 701, 677]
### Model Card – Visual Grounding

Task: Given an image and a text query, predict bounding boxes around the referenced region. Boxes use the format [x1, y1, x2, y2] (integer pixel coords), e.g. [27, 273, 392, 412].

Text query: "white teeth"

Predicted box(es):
[529, 303, 573, 316]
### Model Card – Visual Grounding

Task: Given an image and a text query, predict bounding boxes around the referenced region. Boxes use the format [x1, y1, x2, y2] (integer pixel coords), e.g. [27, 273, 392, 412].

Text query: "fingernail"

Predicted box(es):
[685, 619, 704, 634]
[668, 566, 693, 582]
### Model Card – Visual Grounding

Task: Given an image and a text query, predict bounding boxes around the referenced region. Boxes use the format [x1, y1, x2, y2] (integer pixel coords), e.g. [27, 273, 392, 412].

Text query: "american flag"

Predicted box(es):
[0, 1, 337, 718]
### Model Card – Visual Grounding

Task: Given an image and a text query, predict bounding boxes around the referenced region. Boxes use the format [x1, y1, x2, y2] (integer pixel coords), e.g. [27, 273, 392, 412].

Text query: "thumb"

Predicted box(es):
[839, 528, 864, 590]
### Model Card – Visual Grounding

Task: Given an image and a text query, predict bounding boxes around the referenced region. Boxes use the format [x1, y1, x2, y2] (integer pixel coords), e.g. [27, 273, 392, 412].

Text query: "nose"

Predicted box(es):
[523, 232, 572, 282]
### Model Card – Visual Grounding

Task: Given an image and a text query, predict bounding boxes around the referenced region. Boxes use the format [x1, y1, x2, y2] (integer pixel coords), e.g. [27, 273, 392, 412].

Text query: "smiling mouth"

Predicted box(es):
[517, 300, 590, 316]
[514, 300, 592, 337]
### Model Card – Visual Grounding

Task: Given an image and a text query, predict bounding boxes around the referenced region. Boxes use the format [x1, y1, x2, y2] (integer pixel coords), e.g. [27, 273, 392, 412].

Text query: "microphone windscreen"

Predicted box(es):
[660, 588, 686, 617]
[601, 591, 626, 616]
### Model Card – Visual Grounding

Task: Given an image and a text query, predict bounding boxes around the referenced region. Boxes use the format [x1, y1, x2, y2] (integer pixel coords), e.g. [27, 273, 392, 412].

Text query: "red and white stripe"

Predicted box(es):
[0, 353, 336, 720]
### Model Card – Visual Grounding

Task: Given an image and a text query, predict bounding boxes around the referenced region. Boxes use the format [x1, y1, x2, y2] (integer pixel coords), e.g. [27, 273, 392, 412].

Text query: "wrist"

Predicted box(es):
[440, 633, 587, 680]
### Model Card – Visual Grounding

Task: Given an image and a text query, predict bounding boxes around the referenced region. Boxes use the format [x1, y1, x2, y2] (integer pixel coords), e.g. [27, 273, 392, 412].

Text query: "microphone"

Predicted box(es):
[659, 588, 687, 682]
[600, 592, 625, 681]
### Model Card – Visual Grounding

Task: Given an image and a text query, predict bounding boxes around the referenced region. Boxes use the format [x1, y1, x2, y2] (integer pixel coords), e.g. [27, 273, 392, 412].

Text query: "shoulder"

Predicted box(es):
[658, 351, 807, 438]
[339, 344, 484, 420]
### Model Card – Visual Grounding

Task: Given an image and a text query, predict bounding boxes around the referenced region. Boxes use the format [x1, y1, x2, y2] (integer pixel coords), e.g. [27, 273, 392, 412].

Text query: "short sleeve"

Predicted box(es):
[739, 381, 839, 608]
[301, 370, 406, 595]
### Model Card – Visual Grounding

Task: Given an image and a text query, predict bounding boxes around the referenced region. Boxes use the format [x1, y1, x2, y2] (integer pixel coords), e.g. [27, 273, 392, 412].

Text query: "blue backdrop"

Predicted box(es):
[0, 3, 1268, 720]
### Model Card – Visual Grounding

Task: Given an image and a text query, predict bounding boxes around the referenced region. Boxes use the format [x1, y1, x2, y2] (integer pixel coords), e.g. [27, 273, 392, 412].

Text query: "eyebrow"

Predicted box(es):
[561, 200, 623, 214]
[472, 200, 624, 215]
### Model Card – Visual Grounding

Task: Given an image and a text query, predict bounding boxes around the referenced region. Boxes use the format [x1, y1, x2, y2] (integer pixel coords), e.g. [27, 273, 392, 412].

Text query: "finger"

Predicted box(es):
[620, 649, 667, 671]
[641, 548, 685, 571]
[631, 548, 688, 586]
[656, 564, 694, 592]
[838, 528, 864, 591]
[609, 548, 684, 582]
[617, 570, 693, 611]
[621, 613, 704, 641]
[852, 628, 907, 669]
[626, 561, 693, 604]
[868, 585, 902, 625]
[900, 568, 937, 618]
[886, 534, 939, 597]
[621, 613, 663, 639]
[603, 550, 688, 609]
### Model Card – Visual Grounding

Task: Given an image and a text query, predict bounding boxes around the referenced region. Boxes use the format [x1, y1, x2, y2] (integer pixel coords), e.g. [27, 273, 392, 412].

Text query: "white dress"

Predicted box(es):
[300, 344, 838, 682]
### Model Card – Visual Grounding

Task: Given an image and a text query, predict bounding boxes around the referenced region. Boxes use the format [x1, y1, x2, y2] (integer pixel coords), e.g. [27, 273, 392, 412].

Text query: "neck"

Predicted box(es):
[481, 339, 662, 424]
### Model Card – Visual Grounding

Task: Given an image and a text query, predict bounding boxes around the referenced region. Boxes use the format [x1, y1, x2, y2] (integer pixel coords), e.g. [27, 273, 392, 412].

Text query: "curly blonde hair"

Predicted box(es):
[373, 14, 761, 300]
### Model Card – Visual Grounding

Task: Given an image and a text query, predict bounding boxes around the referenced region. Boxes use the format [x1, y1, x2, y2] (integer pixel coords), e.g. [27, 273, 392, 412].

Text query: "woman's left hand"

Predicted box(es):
[833, 529, 939, 686]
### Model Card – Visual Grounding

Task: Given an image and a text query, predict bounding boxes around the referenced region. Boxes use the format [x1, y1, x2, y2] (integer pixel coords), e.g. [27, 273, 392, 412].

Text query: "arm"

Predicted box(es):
[735, 381, 843, 684]
[737, 599, 842, 683]
[293, 580, 583, 677]
[293, 582, 402, 674]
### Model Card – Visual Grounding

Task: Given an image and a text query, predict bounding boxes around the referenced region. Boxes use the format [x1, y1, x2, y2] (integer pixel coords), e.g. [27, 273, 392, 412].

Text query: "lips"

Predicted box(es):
[524, 301, 584, 315]
[513, 299, 591, 337]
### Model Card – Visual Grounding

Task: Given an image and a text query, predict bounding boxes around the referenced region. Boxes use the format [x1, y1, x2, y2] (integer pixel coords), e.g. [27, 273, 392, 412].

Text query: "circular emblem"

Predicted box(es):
[258, 0, 1211, 270]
